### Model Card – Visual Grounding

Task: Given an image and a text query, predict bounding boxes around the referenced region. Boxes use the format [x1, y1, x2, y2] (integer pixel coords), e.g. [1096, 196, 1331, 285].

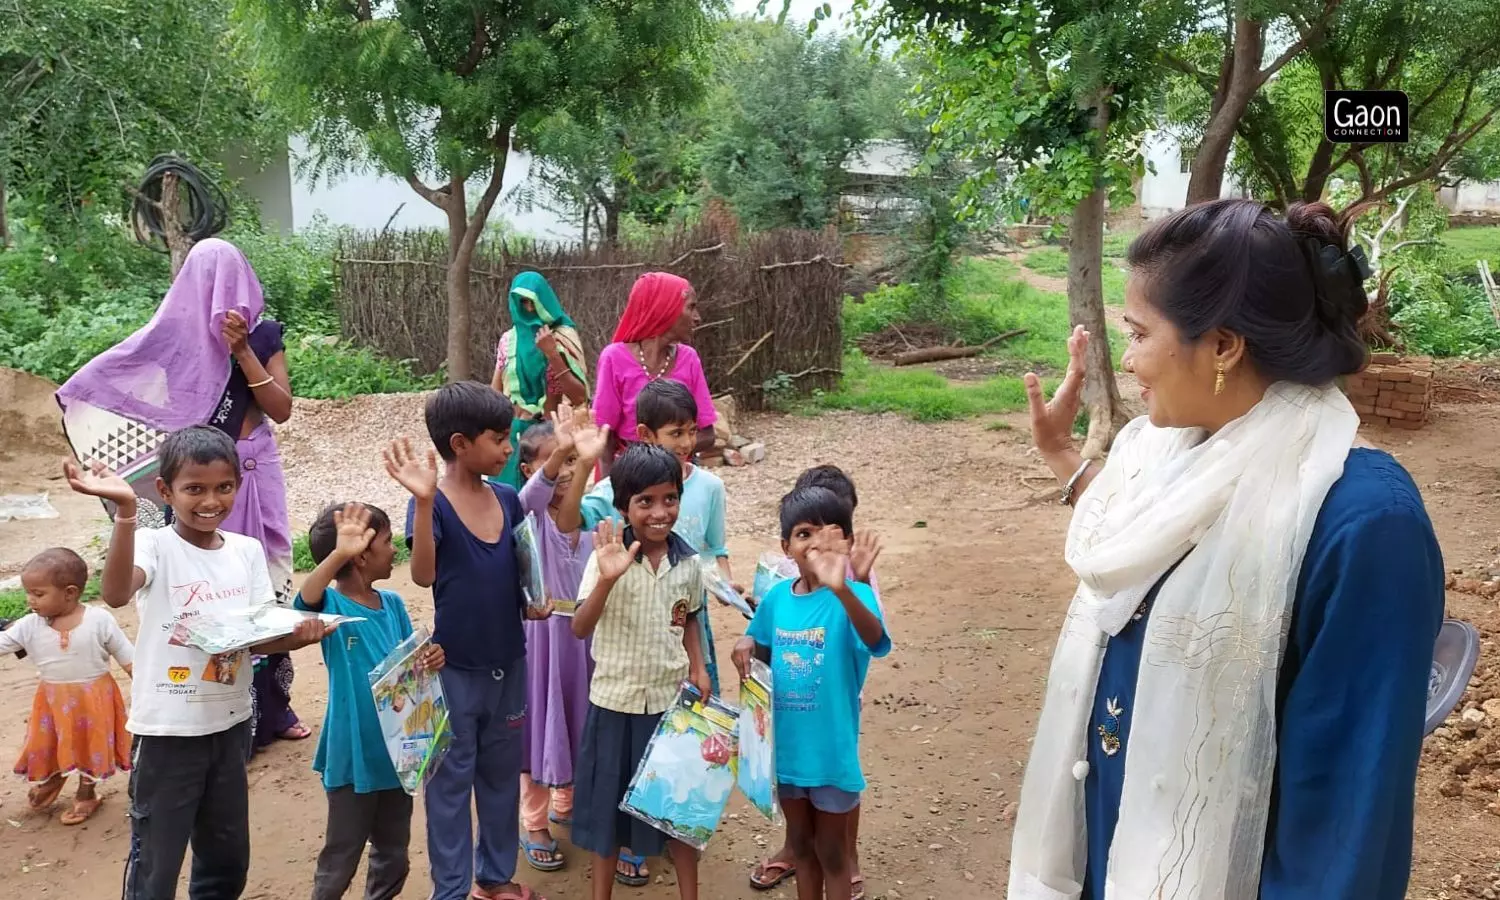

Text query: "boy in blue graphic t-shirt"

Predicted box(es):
[733, 486, 890, 900]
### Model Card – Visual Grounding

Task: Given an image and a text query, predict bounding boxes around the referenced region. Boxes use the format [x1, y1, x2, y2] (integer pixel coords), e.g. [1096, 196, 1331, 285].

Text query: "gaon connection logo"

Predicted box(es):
[1325, 90, 1409, 143]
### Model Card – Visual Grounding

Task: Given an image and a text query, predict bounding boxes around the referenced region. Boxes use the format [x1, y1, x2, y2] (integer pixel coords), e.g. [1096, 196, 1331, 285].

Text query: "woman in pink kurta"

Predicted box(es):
[593, 272, 717, 478]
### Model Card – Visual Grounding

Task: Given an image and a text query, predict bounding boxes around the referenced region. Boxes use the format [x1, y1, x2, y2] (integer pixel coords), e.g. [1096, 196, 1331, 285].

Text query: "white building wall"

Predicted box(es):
[275, 136, 582, 244]
[1138, 131, 1243, 219]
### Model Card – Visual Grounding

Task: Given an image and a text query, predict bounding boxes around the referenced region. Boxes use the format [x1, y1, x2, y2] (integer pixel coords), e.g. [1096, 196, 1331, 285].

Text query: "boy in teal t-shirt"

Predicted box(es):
[733, 485, 890, 900]
[295, 501, 445, 900]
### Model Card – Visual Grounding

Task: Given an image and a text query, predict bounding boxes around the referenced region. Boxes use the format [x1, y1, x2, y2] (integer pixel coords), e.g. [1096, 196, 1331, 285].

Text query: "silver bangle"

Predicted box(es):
[1060, 458, 1093, 506]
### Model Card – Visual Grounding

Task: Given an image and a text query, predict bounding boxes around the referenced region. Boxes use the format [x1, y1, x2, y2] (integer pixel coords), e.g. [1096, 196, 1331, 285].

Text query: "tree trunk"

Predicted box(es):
[162, 171, 192, 277]
[1185, 18, 1264, 205]
[442, 127, 513, 383]
[445, 173, 473, 383]
[0, 169, 9, 248]
[1073, 90, 1126, 459]
[603, 199, 622, 247]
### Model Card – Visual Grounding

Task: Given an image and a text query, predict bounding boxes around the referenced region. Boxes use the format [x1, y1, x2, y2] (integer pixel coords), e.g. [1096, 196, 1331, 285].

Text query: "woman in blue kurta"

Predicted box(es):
[1009, 199, 1444, 900]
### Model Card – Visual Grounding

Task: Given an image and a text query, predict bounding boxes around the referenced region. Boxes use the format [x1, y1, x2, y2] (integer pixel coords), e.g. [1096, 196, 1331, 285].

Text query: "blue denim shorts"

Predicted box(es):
[777, 785, 861, 814]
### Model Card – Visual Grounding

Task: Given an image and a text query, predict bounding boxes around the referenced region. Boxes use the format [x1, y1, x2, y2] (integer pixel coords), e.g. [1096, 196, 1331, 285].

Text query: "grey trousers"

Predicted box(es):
[311, 786, 414, 900]
[123, 720, 252, 900]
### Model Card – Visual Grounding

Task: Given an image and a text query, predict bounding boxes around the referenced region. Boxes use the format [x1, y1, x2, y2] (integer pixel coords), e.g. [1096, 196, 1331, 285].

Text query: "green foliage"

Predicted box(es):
[811, 351, 1039, 421]
[0, 0, 277, 232]
[290, 533, 412, 573]
[0, 580, 103, 621]
[1167, 0, 1500, 205]
[286, 339, 440, 400]
[0, 206, 432, 399]
[229, 225, 339, 334]
[0, 590, 28, 622]
[1441, 226, 1500, 273]
[1023, 247, 1127, 305]
[695, 19, 910, 231]
[242, 0, 718, 217]
[1385, 257, 1500, 358]
[844, 258, 1091, 372]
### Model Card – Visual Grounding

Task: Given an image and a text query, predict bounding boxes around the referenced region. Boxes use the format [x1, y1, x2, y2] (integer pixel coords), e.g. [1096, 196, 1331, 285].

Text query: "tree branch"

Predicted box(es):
[460, 127, 512, 253]
[455, 7, 489, 77]
[1254, 0, 1343, 90]
[404, 172, 448, 210]
[1363, 99, 1500, 201]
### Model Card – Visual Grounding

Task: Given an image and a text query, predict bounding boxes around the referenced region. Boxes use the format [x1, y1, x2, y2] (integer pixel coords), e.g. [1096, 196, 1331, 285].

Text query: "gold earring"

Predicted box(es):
[1213, 364, 1226, 396]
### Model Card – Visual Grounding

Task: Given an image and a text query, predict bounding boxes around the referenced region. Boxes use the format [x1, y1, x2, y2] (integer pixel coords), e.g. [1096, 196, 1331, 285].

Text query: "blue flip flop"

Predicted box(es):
[615, 852, 649, 887]
[519, 835, 565, 873]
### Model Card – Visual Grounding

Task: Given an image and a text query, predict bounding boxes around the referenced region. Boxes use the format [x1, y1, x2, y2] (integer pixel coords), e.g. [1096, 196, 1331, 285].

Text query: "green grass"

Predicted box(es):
[1022, 247, 1128, 306]
[292, 533, 412, 573]
[1441, 226, 1500, 272]
[811, 352, 1047, 421]
[0, 578, 104, 621]
[827, 255, 1129, 423]
[1102, 228, 1138, 258]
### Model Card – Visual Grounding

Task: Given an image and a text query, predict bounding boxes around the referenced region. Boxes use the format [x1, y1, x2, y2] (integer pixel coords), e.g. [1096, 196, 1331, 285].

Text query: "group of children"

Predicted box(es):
[1, 375, 890, 900]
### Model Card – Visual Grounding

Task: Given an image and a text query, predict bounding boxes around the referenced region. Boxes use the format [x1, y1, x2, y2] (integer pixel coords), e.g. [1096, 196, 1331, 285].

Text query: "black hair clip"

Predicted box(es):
[1314, 242, 1372, 284]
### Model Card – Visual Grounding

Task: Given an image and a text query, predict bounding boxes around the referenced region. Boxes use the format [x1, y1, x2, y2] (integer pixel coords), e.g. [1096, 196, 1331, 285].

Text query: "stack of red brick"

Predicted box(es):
[1343, 352, 1433, 429]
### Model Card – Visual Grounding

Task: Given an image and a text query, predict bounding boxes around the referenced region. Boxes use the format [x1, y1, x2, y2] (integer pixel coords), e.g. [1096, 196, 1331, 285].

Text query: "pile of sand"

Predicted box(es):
[0, 366, 67, 464]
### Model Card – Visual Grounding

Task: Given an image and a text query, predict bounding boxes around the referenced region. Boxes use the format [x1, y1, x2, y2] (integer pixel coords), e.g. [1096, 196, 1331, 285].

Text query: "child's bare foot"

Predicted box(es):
[60, 780, 101, 825]
[27, 774, 65, 811]
[748, 847, 796, 890]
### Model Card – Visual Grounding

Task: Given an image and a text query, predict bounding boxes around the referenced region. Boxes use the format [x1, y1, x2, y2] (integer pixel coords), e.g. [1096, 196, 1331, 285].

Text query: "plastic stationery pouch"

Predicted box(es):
[752, 552, 798, 608]
[700, 554, 754, 619]
[737, 659, 780, 822]
[514, 511, 549, 611]
[369, 628, 453, 795]
[620, 683, 740, 850]
[167, 605, 364, 656]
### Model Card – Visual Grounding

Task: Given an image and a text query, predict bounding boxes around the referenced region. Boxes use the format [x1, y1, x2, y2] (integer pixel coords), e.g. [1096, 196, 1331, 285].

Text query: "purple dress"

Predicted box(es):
[518, 471, 595, 787]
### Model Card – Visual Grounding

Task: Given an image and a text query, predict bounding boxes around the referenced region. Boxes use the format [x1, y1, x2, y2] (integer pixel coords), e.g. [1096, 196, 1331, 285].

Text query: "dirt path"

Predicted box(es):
[3, 383, 1500, 899]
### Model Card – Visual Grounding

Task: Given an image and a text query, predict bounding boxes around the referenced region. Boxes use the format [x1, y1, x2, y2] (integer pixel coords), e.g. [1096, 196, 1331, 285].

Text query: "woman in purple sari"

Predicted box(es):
[56, 238, 308, 753]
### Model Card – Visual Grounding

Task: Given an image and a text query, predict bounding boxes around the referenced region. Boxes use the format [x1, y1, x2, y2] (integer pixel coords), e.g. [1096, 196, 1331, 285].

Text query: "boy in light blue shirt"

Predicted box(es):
[295, 501, 445, 900]
[733, 485, 890, 900]
[571, 379, 736, 690]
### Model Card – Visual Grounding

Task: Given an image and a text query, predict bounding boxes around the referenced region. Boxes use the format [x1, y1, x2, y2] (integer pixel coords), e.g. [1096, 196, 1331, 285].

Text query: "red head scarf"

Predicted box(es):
[612, 272, 693, 344]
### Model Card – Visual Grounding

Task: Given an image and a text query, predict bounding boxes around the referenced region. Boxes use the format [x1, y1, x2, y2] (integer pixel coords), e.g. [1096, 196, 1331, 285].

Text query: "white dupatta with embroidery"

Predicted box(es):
[1007, 381, 1358, 900]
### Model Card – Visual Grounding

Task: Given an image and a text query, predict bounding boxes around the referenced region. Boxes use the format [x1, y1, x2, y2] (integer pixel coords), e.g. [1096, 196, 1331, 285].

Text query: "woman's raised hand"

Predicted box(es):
[1024, 325, 1089, 458]
[536, 325, 559, 360]
[222, 311, 250, 356]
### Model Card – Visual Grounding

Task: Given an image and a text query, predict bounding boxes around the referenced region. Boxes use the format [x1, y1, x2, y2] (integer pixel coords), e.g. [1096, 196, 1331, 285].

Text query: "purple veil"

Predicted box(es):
[56, 238, 264, 430]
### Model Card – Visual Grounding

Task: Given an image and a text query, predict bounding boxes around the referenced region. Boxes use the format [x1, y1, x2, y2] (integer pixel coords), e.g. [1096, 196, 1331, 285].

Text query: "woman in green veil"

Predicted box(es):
[490, 271, 590, 486]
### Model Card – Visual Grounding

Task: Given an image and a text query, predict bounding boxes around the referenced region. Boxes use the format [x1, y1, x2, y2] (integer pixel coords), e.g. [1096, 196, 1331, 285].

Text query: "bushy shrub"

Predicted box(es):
[287, 338, 442, 399]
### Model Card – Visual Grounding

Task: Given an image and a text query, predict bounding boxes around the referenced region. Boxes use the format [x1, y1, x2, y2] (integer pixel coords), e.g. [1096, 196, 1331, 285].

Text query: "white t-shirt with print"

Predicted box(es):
[129, 527, 272, 737]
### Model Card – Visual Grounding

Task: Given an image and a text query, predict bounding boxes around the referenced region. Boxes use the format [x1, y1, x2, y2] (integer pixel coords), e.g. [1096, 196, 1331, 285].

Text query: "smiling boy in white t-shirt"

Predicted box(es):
[67, 425, 330, 900]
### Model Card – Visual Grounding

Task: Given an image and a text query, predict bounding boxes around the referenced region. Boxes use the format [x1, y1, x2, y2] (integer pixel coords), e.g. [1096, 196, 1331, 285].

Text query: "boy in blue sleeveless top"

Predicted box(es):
[386, 382, 555, 900]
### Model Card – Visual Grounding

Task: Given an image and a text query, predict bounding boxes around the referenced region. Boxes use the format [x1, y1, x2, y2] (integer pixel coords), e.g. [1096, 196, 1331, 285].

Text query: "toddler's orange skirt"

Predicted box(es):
[12, 674, 131, 783]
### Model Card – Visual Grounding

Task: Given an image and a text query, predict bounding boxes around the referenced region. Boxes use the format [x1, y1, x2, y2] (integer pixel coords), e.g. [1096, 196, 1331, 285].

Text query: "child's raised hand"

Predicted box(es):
[63, 459, 136, 506]
[850, 529, 883, 584]
[383, 438, 438, 502]
[550, 400, 580, 453]
[805, 525, 851, 591]
[332, 503, 377, 560]
[593, 519, 640, 582]
[573, 421, 611, 463]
